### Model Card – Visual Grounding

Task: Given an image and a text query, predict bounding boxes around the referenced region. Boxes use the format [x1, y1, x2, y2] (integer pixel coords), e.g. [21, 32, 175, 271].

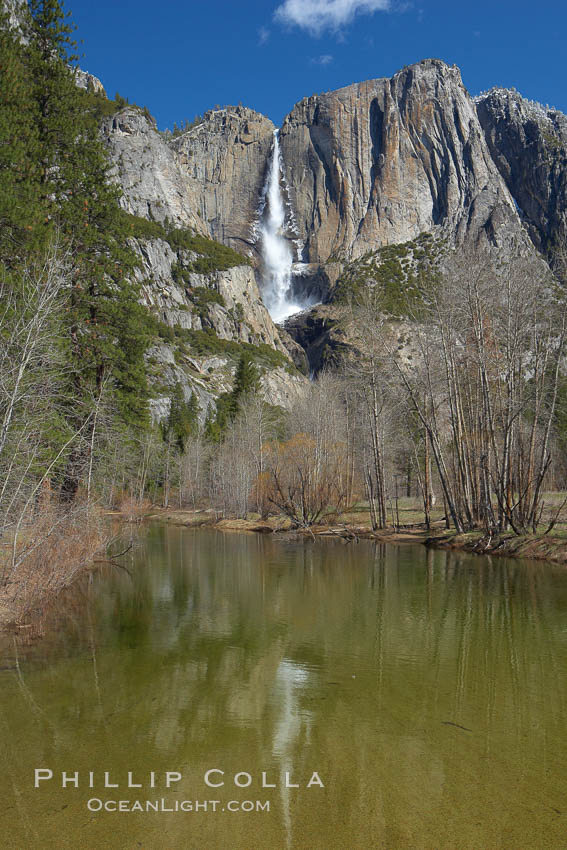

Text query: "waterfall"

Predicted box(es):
[258, 131, 303, 322]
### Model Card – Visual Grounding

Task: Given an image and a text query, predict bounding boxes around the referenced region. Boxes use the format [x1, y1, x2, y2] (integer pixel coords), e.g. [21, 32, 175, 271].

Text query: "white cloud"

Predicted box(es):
[258, 26, 270, 45]
[274, 0, 391, 36]
[311, 54, 334, 64]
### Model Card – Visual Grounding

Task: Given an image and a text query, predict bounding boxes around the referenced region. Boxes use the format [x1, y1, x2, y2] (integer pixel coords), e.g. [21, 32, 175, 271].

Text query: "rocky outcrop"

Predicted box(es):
[476, 89, 567, 253]
[132, 237, 288, 351]
[103, 105, 276, 261]
[130, 236, 307, 417]
[74, 68, 105, 95]
[170, 106, 275, 258]
[100, 106, 310, 416]
[289, 262, 343, 304]
[279, 59, 524, 263]
[148, 347, 306, 424]
[102, 108, 206, 233]
[284, 306, 351, 374]
[4, 0, 27, 35]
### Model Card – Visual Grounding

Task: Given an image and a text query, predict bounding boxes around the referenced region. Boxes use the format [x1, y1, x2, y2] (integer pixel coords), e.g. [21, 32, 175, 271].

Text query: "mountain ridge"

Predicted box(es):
[98, 58, 567, 392]
[104, 58, 567, 270]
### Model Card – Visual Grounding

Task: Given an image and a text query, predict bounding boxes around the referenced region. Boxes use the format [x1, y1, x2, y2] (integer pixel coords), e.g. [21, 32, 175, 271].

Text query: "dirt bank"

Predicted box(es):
[425, 530, 567, 565]
[148, 509, 567, 564]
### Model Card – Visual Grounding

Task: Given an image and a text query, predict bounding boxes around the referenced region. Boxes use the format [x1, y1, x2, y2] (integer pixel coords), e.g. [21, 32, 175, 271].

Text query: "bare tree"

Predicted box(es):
[0, 246, 109, 618]
[346, 291, 401, 529]
[179, 436, 210, 509]
[390, 248, 567, 534]
[263, 431, 348, 528]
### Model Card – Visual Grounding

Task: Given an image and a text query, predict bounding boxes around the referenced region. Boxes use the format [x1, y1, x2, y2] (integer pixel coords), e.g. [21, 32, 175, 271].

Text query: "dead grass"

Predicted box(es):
[110, 493, 154, 521]
[0, 504, 107, 628]
[425, 527, 567, 566]
[144, 508, 219, 527]
[112, 492, 567, 568]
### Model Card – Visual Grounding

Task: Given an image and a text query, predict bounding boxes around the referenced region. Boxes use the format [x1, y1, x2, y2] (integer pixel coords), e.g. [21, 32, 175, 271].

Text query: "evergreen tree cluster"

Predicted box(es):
[204, 354, 260, 442]
[164, 383, 199, 453]
[161, 114, 204, 138]
[0, 0, 268, 512]
[0, 0, 153, 497]
[4, 1, 152, 417]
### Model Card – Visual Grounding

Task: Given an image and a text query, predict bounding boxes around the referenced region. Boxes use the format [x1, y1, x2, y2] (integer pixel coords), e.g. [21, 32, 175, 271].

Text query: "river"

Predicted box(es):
[1, 525, 567, 849]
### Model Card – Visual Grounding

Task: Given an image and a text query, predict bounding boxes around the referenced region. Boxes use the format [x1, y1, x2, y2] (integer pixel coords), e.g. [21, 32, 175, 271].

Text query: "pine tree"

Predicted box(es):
[204, 405, 221, 444]
[232, 353, 260, 402]
[0, 0, 157, 499]
[214, 392, 237, 433]
[26, 0, 80, 224]
[24, 0, 151, 430]
[204, 354, 261, 442]
[165, 384, 200, 453]
[186, 392, 200, 436]
[0, 6, 42, 258]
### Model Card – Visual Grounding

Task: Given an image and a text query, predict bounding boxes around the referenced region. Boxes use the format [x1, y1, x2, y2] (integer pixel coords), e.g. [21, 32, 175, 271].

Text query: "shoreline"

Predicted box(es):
[137, 508, 567, 563]
[3, 511, 567, 631]
[423, 529, 567, 565]
[134, 508, 431, 544]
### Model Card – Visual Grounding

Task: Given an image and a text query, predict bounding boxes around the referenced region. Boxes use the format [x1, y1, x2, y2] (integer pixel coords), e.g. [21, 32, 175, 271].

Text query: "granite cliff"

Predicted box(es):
[279, 60, 524, 263]
[103, 108, 206, 233]
[476, 88, 567, 254]
[101, 107, 306, 415]
[96, 59, 567, 395]
[134, 233, 307, 419]
[103, 105, 276, 257]
[103, 59, 567, 281]
[170, 107, 275, 258]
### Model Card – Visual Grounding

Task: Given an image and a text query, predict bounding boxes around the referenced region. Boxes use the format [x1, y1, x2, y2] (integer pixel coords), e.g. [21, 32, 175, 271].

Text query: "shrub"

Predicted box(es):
[167, 229, 250, 272]
[333, 234, 441, 316]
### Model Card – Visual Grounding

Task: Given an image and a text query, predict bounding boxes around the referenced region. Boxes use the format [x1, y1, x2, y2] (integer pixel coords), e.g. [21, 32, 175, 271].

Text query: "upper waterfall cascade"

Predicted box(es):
[258, 131, 306, 322]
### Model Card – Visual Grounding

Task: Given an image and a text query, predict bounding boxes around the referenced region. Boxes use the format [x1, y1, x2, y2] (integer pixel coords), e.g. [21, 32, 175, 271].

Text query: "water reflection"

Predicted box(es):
[1, 526, 567, 849]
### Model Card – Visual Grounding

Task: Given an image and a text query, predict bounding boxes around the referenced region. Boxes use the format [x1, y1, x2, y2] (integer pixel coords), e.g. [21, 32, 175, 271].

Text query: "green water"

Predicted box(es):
[1, 526, 567, 849]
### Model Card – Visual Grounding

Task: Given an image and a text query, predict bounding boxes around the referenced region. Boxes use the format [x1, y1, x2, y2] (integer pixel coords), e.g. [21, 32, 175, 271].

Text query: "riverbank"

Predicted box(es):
[137, 507, 431, 543]
[425, 530, 567, 564]
[142, 507, 567, 564]
[0, 510, 109, 632]
[4, 508, 567, 631]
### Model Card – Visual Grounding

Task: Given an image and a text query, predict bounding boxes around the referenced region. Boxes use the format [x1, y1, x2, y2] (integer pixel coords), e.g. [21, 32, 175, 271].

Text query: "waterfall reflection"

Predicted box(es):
[3, 528, 567, 848]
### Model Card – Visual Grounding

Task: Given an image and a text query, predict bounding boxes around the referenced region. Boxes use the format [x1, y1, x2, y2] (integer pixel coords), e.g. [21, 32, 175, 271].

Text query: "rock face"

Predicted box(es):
[130, 236, 307, 416]
[4, 0, 27, 34]
[284, 306, 351, 375]
[103, 105, 276, 261]
[279, 59, 523, 262]
[170, 107, 275, 258]
[476, 89, 567, 253]
[103, 64, 564, 281]
[96, 59, 567, 404]
[102, 108, 207, 233]
[133, 238, 288, 352]
[100, 107, 308, 416]
[74, 68, 105, 95]
[289, 262, 343, 304]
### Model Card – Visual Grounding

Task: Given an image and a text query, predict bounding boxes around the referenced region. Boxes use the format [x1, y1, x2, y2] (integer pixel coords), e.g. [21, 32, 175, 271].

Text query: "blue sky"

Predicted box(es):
[68, 0, 567, 129]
